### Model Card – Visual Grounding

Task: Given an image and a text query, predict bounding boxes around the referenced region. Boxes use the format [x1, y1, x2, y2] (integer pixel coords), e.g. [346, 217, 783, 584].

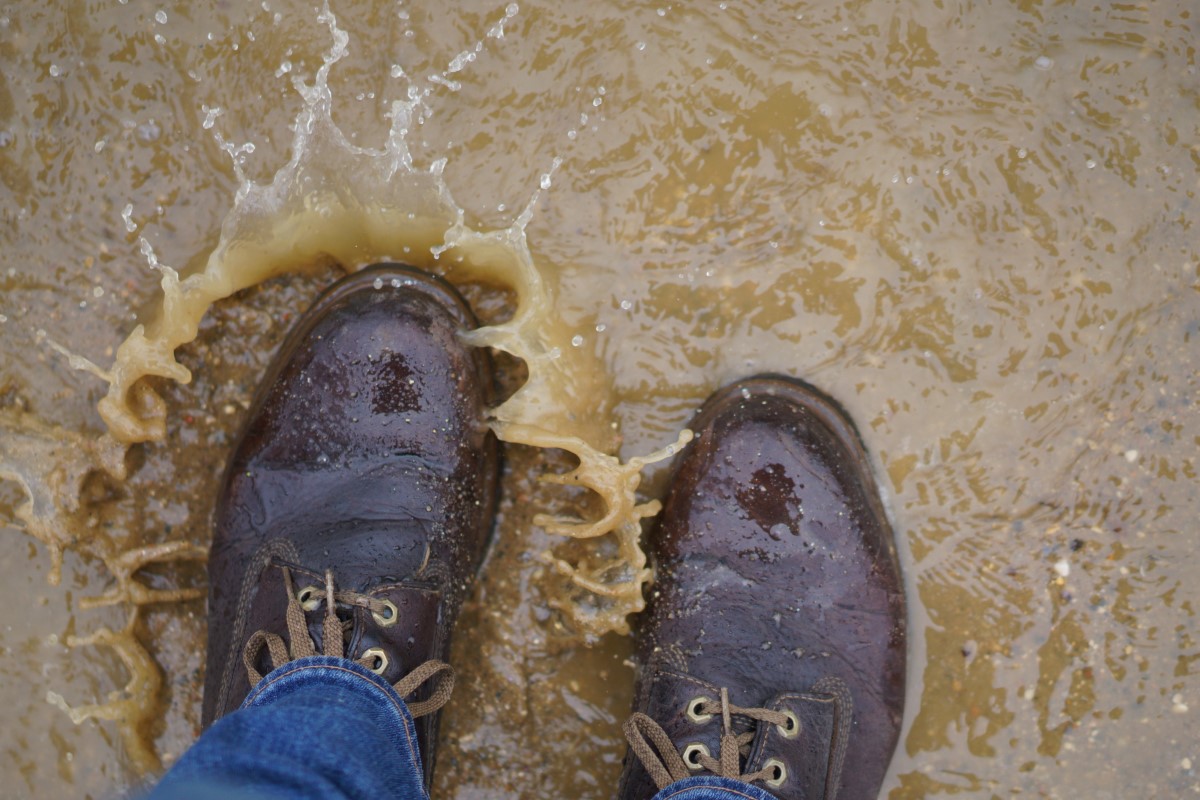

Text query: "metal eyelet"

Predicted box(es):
[764, 758, 787, 788]
[362, 647, 389, 675]
[296, 586, 322, 611]
[777, 709, 801, 739]
[682, 743, 710, 771]
[372, 599, 399, 628]
[686, 696, 714, 724]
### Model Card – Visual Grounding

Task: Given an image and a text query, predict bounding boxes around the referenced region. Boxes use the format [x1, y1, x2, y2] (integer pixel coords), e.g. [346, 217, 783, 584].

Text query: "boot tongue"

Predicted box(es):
[227, 548, 445, 710]
[742, 682, 853, 800]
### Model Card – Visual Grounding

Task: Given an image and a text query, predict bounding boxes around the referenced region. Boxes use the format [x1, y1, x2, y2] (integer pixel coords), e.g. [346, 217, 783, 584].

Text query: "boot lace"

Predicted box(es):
[624, 687, 791, 789]
[242, 566, 453, 718]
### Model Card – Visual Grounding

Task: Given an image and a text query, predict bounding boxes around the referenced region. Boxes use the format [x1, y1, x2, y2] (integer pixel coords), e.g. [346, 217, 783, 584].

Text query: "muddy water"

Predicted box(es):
[1, 0, 1198, 797]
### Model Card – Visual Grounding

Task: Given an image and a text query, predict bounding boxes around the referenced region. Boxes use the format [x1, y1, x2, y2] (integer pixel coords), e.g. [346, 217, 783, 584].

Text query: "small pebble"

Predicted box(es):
[1124, 449, 1138, 463]
[1053, 559, 1070, 578]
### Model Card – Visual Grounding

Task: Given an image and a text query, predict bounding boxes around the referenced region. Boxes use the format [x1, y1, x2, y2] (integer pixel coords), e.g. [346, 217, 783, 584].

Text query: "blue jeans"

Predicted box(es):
[148, 655, 779, 800]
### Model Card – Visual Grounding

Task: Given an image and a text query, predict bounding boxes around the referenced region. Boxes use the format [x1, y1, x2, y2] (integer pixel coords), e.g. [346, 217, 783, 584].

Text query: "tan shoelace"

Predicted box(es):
[242, 567, 453, 718]
[624, 687, 791, 789]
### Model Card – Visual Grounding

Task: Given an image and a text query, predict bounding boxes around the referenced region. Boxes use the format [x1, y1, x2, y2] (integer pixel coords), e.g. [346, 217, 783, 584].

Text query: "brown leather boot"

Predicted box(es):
[620, 376, 906, 800]
[201, 263, 499, 784]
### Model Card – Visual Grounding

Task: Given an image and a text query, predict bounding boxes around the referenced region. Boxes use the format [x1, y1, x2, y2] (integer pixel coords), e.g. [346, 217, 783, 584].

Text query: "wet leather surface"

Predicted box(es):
[202, 265, 499, 780]
[620, 377, 906, 800]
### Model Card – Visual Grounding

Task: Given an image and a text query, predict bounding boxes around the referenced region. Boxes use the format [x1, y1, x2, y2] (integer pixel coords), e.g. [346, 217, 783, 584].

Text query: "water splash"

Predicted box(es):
[5, 0, 690, 767]
[0, 0, 713, 776]
[0, 408, 206, 772]
[0, 1, 684, 769]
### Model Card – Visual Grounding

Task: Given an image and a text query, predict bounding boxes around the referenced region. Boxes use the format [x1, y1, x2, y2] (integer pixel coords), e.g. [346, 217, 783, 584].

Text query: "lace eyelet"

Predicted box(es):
[362, 647, 389, 675]
[296, 586, 322, 611]
[682, 743, 710, 771]
[372, 599, 399, 627]
[686, 696, 714, 724]
[777, 709, 801, 739]
[764, 758, 787, 787]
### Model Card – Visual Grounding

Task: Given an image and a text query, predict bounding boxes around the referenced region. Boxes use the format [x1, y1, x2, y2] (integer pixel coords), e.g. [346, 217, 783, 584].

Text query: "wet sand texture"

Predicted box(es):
[0, 1, 1197, 797]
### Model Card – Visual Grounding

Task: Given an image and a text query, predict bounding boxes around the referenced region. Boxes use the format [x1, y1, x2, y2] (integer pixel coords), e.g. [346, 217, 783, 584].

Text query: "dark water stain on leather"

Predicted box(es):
[371, 350, 421, 414]
[735, 463, 802, 537]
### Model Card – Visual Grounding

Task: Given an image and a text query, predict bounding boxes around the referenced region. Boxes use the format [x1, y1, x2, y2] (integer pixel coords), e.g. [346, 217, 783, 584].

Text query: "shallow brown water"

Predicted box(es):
[1, 0, 1198, 798]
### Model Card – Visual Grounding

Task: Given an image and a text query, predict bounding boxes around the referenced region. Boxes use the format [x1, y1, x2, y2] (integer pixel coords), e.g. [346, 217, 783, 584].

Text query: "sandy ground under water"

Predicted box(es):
[1, 1, 1198, 797]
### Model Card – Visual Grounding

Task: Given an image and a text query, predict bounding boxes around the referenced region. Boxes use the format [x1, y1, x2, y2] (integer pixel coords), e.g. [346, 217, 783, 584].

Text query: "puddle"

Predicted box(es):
[0, 0, 1197, 797]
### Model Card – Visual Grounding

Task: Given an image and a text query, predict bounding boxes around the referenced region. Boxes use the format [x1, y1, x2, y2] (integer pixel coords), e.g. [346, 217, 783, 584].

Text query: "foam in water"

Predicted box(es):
[3, 0, 687, 770]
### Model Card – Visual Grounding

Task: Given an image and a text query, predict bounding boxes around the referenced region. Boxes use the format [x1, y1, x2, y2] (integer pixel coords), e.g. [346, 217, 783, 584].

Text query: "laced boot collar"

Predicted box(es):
[241, 563, 453, 719]
[624, 666, 852, 799]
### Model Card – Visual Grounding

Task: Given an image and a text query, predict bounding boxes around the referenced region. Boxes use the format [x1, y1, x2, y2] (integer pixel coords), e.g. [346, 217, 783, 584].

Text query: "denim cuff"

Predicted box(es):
[242, 654, 411, 715]
[650, 774, 782, 800]
[149, 655, 429, 800]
